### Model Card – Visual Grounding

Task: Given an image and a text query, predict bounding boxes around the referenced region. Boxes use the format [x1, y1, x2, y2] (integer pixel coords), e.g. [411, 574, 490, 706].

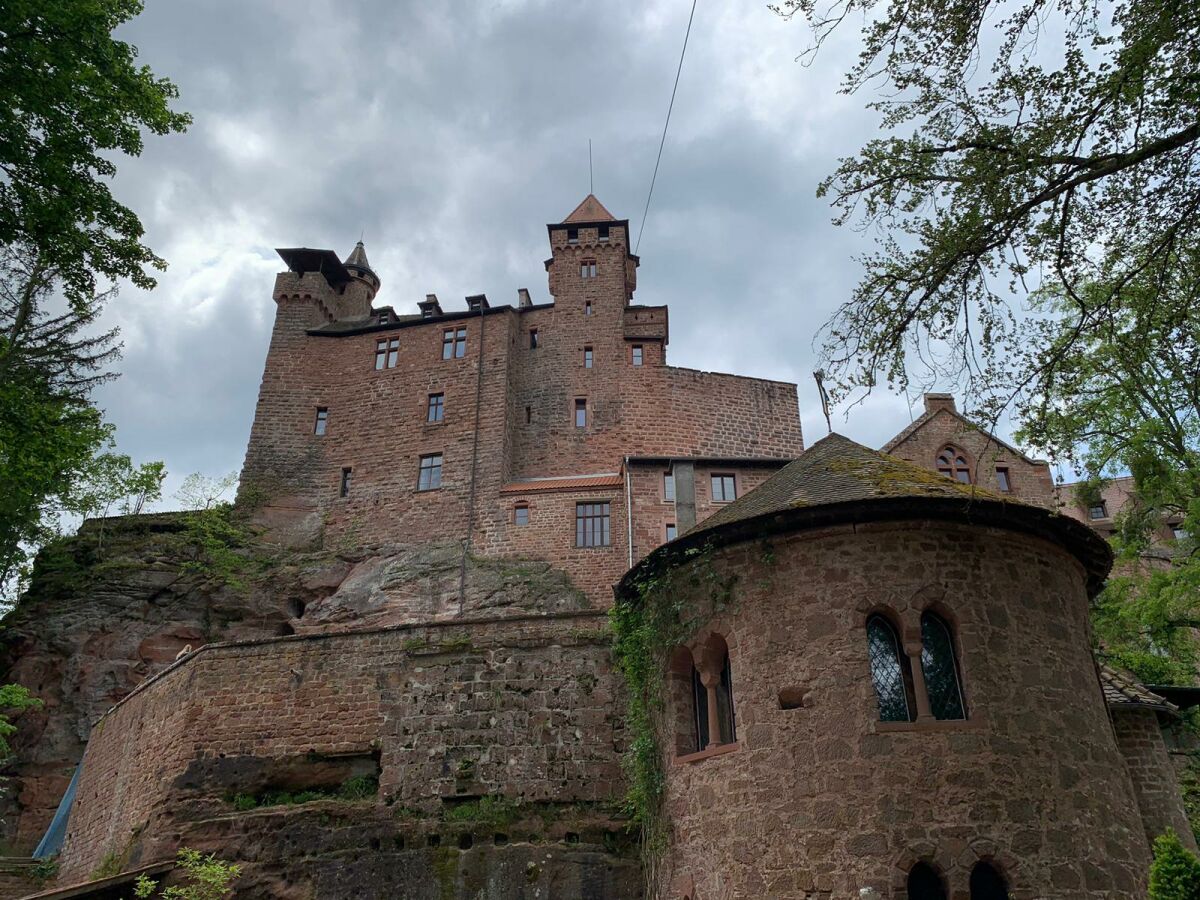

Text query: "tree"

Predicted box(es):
[174, 473, 239, 513]
[0, 0, 191, 313]
[0, 247, 164, 600]
[1149, 831, 1200, 900]
[773, 0, 1200, 427]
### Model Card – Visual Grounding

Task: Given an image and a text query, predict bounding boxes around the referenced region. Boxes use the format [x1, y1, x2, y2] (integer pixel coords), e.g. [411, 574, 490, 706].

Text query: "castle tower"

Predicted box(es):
[544, 194, 638, 308]
[341, 240, 380, 316]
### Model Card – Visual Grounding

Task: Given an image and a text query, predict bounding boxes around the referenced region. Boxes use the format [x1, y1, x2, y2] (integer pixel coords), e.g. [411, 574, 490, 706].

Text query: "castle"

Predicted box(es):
[0, 197, 1194, 899]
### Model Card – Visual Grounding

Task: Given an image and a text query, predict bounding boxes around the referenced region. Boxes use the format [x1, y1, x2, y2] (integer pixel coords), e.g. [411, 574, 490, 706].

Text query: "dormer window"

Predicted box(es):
[581, 259, 597, 279]
[567, 227, 579, 244]
[936, 446, 971, 483]
[598, 225, 610, 242]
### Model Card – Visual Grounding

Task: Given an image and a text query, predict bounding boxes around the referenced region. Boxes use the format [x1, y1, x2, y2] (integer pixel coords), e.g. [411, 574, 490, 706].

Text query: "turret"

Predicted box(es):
[342, 240, 380, 313]
[544, 194, 638, 307]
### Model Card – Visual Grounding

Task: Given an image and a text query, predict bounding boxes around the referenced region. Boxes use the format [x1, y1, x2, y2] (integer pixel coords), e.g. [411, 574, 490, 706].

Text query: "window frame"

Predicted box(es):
[584, 301, 592, 316]
[314, 407, 328, 436]
[339, 467, 352, 499]
[1089, 502, 1109, 519]
[710, 473, 736, 503]
[574, 398, 587, 428]
[513, 502, 530, 526]
[663, 472, 675, 502]
[566, 227, 579, 244]
[866, 613, 916, 723]
[442, 327, 467, 360]
[427, 392, 445, 423]
[920, 611, 968, 721]
[598, 224, 610, 242]
[665, 523, 677, 541]
[936, 446, 972, 484]
[995, 466, 1011, 492]
[529, 328, 539, 349]
[417, 453, 443, 491]
[583, 345, 593, 368]
[631, 345, 644, 366]
[580, 258, 597, 279]
[575, 501, 611, 548]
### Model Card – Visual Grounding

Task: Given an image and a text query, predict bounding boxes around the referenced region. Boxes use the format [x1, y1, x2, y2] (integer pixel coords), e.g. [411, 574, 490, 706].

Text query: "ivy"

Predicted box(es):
[608, 542, 738, 867]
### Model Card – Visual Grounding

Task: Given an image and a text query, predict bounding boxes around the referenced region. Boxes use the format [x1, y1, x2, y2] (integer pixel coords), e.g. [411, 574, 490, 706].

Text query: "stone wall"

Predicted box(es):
[54, 612, 627, 891]
[655, 520, 1151, 898]
[1113, 707, 1199, 852]
[885, 395, 1055, 506]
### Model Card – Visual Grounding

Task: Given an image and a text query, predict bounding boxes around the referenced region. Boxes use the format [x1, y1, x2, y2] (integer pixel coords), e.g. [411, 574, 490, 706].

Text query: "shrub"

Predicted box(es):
[1149, 831, 1200, 899]
[132, 848, 240, 900]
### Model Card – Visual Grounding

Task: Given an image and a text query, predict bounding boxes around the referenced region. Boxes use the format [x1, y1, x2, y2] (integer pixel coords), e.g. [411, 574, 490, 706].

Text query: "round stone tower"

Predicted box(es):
[616, 433, 1153, 899]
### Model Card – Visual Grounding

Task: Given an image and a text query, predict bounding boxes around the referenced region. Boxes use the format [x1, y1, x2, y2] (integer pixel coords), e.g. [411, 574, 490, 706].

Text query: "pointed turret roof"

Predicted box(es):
[344, 240, 374, 273]
[562, 194, 616, 224]
[617, 433, 1113, 599]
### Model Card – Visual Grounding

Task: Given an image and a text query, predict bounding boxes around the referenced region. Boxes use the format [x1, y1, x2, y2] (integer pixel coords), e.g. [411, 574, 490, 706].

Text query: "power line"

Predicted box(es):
[634, 0, 698, 256]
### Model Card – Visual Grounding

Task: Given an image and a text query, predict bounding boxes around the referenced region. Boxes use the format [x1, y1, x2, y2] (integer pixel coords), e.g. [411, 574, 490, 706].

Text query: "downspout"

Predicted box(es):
[459, 303, 486, 614]
[625, 456, 634, 569]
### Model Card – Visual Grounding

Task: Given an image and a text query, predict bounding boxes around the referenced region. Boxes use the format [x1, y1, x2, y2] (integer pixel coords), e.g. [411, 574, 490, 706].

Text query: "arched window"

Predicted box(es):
[668, 648, 700, 756]
[907, 862, 947, 900]
[936, 446, 972, 483]
[691, 635, 736, 751]
[866, 615, 915, 722]
[969, 862, 1009, 900]
[921, 612, 966, 720]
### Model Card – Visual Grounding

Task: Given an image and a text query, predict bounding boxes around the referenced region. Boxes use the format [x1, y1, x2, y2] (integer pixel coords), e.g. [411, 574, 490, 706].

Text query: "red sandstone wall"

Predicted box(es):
[56, 614, 622, 884]
[886, 407, 1056, 506]
[1113, 707, 1199, 852]
[658, 521, 1150, 898]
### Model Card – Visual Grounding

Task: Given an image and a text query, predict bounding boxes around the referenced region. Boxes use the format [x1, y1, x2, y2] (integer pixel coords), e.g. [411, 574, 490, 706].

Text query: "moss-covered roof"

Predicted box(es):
[618, 433, 1113, 600]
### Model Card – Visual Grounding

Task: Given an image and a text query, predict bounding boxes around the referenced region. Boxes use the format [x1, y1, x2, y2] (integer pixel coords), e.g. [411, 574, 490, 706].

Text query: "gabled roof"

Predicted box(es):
[1101, 665, 1178, 716]
[562, 194, 616, 224]
[883, 405, 1047, 466]
[617, 433, 1112, 600]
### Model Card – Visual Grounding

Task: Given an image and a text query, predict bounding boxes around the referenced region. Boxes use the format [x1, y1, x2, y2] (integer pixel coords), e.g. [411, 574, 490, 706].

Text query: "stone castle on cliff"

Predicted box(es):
[0, 196, 1194, 899]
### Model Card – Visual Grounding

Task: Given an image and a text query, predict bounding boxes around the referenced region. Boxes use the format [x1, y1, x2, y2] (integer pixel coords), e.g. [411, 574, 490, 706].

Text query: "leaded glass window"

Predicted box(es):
[907, 862, 947, 900]
[921, 612, 966, 720]
[866, 615, 913, 722]
[969, 862, 1009, 900]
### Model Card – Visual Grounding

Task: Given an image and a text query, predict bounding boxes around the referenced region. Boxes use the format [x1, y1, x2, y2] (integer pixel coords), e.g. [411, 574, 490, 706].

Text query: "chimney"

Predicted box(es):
[924, 393, 957, 415]
[517, 288, 532, 309]
[466, 294, 490, 312]
[418, 293, 442, 318]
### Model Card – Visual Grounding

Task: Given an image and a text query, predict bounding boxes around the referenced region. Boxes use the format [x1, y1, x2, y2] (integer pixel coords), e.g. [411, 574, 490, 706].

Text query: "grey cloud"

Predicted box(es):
[91, 0, 982, 505]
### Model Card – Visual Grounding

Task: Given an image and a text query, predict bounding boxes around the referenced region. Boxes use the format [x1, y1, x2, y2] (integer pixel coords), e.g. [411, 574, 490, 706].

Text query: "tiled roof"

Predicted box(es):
[500, 474, 623, 494]
[562, 194, 616, 224]
[693, 432, 1007, 536]
[621, 432, 1112, 600]
[1100, 664, 1178, 714]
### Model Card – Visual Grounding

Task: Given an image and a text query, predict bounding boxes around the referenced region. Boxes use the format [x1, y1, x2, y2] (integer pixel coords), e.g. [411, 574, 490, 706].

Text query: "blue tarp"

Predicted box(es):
[33, 763, 79, 858]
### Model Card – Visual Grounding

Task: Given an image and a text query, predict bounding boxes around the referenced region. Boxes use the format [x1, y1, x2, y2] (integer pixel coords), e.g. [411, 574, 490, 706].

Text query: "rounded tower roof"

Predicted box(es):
[617, 432, 1113, 599]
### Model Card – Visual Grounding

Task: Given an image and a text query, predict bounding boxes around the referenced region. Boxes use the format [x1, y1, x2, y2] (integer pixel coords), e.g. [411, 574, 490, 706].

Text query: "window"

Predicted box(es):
[1089, 502, 1108, 519]
[691, 635, 736, 751]
[525, 405, 532, 424]
[375, 336, 399, 369]
[427, 393, 444, 423]
[920, 612, 966, 720]
[598, 225, 610, 242]
[339, 467, 352, 498]
[711, 474, 736, 503]
[442, 328, 466, 360]
[665, 523, 677, 541]
[866, 615, 915, 722]
[529, 328, 539, 349]
[314, 408, 328, 436]
[632, 345, 643, 366]
[936, 446, 971, 483]
[664, 472, 675, 502]
[584, 346, 593, 368]
[995, 467, 1010, 492]
[514, 503, 529, 526]
[907, 863, 948, 900]
[585, 301, 592, 316]
[580, 259, 597, 279]
[567, 227, 579, 244]
[574, 398, 587, 428]
[969, 862, 1009, 900]
[575, 502, 610, 547]
[417, 454, 443, 491]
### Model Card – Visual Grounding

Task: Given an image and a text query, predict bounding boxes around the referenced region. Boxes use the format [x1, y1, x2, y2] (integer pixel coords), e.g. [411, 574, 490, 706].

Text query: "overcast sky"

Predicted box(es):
[93, 0, 1013, 507]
